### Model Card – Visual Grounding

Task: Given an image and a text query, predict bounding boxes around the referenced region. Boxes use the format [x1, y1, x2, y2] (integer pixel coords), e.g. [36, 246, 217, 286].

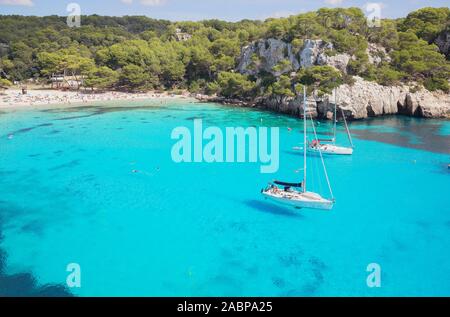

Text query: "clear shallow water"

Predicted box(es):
[0, 100, 449, 296]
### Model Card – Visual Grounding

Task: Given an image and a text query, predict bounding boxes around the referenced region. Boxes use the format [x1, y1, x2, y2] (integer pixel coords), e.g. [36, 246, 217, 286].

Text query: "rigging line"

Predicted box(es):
[341, 108, 354, 148]
[334, 88, 337, 144]
[303, 86, 307, 194]
[309, 111, 334, 200]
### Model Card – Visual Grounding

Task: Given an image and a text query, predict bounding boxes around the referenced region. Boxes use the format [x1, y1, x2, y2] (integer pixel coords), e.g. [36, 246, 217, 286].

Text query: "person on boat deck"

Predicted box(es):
[271, 185, 279, 192]
[311, 139, 320, 147]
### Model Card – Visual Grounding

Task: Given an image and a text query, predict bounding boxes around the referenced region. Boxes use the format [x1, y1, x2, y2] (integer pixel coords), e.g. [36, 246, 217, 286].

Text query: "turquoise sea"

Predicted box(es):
[0, 100, 449, 296]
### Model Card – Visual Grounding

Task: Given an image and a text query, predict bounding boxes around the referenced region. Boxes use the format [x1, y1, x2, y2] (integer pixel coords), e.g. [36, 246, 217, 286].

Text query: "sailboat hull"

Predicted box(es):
[308, 144, 353, 155]
[261, 190, 334, 210]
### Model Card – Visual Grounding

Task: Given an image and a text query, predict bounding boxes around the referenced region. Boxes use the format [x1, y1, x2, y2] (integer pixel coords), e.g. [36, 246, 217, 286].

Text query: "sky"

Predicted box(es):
[0, 0, 448, 21]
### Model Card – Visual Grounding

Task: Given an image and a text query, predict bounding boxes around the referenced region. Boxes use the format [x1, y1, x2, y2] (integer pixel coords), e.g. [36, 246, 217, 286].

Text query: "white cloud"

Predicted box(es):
[363, 2, 386, 10]
[325, 0, 344, 5]
[0, 0, 33, 6]
[140, 0, 165, 6]
[121, 0, 166, 6]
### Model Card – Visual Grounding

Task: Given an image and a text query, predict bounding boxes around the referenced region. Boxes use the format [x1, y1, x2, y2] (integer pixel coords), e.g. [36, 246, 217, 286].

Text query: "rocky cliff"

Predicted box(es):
[237, 39, 300, 77]
[235, 38, 450, 120]
[237, 39, 351, 76]
[435, 30, 450, 59]
[318, 77, 450, 119]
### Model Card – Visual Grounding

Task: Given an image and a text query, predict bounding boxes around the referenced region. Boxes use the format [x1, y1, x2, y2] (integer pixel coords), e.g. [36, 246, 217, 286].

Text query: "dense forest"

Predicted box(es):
[0, 7, 449, 98]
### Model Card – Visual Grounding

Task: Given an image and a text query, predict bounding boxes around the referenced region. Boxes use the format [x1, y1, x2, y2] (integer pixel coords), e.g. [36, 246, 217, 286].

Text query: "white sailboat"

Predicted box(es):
[307, 88, 354, 156]
[262, 87, 335, 211]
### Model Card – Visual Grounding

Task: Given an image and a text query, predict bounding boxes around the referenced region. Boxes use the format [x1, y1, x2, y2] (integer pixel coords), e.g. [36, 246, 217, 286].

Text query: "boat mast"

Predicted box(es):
[333, 88, 337, 144]
[303, 86, 307, 193]
[309, 111, 335, 201]
[341, 108, 354, 148]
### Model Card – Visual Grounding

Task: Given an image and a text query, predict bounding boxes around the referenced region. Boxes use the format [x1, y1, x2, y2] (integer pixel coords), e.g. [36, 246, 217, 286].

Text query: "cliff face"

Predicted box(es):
[318, 77, 450, 119]
[237, 39, 300, 77]
[435, 30, 450, 59]
[255, 77, 450, 120]
[237, 39, 351, 76]
[236, 38, 450, 120]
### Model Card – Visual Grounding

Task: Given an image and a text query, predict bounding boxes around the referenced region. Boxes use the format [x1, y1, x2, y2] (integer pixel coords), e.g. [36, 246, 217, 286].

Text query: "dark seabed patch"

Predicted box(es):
[351, 117, 450, 154]
[0, 210, 72, 297]
[278, 249, 304, 268]
[228, 221, 248, 233]
[272, 277, 286, 289]
[20, 219, 46, 237]
[44, 105, 170, 122]
[0, 169, 16, 177]
[28, 153, 42, 158]
[48, 130, 61, 135]
[56, 114, 98, 121]
[186, 116, 203, 121]
[445, 221, 450, 229]
[0, 252, 73, 297]
[279, 256, 326, 296]
[6, 123, 53, 136]
[48, 160, 80, 171]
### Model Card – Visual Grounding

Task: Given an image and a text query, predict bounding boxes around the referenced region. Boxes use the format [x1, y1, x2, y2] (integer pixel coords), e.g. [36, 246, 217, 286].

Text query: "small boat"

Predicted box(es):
[262, 87, 335, 211]
[262, 182, 334, 210]
[307, 88, 354, 156]
[307, 142, 353, 155]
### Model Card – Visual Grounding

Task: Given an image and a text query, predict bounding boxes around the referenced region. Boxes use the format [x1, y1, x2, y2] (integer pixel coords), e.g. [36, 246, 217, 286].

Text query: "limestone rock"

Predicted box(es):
[256, 95, 318, 118]
[403, 89, 450, 118]
[318, 53, 351, 73]
[435, 30, 450, 59]
[317, 77, 450, 120]
[366, 43, 391, 65]
[237, 39, 300, 76]
[237, 38, 347, 77]
[300, 39, 333, 69]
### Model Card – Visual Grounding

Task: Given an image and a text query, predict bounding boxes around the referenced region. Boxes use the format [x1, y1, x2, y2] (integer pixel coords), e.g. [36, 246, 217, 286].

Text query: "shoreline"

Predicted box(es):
[0, 89, 195, 110]
[1, 88, 449, 121]
[196, 94, 450, 121]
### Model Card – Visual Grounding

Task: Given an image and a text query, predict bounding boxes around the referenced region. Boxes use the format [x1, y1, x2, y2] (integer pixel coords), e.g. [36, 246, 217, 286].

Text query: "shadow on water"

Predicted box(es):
[244, 200, 303, 218]
[0, 202, 73, 297]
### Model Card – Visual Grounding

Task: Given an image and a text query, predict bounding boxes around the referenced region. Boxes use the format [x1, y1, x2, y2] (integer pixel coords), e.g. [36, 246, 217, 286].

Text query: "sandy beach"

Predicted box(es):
[0, 89, 194, 109]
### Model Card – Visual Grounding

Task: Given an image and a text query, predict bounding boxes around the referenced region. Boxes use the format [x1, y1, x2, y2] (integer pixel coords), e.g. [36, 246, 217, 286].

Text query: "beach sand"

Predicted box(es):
[0, 89, 193, 109]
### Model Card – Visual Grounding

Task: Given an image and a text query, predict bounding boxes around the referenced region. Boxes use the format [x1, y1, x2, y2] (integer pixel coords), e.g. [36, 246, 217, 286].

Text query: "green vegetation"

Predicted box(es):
[296, 65, 343, 96]
[0, 7, 448, 97]
[216, 71, 256, 99]
[0, 78, 12, 89]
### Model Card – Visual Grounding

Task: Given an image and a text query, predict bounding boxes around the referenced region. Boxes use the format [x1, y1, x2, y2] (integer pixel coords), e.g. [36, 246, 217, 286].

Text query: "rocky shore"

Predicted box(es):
[199, 37, 450, 120]
[197, 79, 450, 120]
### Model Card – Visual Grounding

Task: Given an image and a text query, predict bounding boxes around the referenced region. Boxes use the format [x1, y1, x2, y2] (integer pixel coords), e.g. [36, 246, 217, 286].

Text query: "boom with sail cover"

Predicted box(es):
[274, 181, 303, 188]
